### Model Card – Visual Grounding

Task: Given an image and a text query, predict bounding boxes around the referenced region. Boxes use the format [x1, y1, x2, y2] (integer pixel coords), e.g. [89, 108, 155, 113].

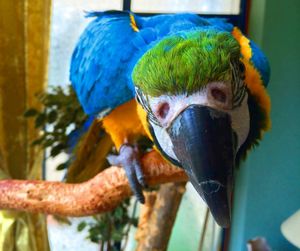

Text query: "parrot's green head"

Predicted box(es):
[132, 30, 270, 227]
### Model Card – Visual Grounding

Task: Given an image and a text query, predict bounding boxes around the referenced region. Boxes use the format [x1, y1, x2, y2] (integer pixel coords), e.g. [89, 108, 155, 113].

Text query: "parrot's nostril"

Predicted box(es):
[157, 102, 170, 119]
[211, 88, 227, 103]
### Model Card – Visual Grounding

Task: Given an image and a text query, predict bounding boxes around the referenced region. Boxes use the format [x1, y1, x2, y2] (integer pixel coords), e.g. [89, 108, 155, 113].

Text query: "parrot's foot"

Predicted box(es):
[107, 144, 145, 203]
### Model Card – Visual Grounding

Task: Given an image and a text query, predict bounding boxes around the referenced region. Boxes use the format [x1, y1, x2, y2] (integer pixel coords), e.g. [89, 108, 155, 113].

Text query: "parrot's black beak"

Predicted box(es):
[168, 105, 236, 228]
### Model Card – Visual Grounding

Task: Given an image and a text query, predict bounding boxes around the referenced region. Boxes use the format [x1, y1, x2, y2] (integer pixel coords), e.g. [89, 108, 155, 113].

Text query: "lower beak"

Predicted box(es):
[168, 105, 236, 228]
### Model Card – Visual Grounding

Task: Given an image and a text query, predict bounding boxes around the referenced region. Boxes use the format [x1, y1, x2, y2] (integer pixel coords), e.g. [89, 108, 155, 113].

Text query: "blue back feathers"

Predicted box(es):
[249, 40, 270, 85]
[70, 11, 270, 115]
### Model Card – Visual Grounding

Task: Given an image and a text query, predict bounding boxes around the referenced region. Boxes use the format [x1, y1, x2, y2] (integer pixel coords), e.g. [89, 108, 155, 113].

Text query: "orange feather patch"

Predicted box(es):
[232, 27, 271, 132]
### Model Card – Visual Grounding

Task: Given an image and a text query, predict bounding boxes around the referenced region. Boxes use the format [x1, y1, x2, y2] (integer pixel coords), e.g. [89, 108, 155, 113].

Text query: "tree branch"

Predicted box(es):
[0, 151, 187, 216]
[135, 182, 186, 251]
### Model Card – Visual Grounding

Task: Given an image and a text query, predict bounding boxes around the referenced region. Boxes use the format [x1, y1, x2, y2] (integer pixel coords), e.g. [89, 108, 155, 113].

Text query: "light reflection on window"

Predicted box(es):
[131, 0, 241, 14]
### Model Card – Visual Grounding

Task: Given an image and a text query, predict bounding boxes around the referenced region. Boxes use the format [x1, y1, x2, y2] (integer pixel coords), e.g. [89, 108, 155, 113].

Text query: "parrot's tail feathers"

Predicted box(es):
[66, 119, 113, 183]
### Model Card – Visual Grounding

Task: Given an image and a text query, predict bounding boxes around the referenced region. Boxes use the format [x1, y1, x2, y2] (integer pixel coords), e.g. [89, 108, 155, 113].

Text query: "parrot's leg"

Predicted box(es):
[107, 144, 145, 203]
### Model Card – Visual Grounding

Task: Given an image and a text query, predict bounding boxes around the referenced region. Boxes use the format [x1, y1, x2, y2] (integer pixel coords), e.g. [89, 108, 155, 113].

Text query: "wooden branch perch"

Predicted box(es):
[0, 151, 187, 216]
[136, 183, 186, 251]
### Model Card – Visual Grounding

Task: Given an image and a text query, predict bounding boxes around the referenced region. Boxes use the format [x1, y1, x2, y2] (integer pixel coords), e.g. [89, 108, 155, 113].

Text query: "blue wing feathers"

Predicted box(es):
[70, 13, 138, 115]
[70, 12, 270, 115]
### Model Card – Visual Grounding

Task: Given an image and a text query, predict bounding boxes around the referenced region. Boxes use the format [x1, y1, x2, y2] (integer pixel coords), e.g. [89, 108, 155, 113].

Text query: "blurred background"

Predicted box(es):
[0, 0, 299, 251]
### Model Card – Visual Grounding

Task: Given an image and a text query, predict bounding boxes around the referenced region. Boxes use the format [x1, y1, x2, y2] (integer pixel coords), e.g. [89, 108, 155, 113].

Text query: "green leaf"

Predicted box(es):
[77, 221, 87, 232]
[24, 108, 38, 117]
[42, 138, 55, 147]
[90, 236, 100, 243]
[53, 215, 72, 225]
[31, 137, 44, 146]
[88, 226, 102, 243]
[130, 217, 138, 227]
[113, 207, 124, 221]
[56, 162, 68, 171]
[50, 143, 65, 157]
[35, 113, 46, 128]
[112, 231, 123, 242]
[47, 110, 58, 123]
[31, 135, 45, 146]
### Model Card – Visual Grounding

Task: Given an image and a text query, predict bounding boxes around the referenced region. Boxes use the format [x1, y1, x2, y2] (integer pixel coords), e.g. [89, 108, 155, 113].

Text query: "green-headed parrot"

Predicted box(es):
[70, 11, 271, 227]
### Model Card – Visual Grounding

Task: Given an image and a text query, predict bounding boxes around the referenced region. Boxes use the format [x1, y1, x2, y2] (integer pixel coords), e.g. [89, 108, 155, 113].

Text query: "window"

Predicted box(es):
[131, 0, 241, 14]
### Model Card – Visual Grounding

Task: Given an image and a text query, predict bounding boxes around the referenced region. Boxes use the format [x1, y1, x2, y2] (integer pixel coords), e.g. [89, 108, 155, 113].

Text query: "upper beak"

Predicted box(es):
[167, 105, 236, 228]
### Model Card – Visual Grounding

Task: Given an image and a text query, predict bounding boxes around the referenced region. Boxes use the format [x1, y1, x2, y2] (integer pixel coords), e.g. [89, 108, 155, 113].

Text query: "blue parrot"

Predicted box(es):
[70, 11, 271, 227]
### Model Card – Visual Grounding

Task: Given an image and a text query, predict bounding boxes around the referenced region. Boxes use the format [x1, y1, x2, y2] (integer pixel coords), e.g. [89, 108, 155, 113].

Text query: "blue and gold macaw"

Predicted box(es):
[70, 11, 270, 227]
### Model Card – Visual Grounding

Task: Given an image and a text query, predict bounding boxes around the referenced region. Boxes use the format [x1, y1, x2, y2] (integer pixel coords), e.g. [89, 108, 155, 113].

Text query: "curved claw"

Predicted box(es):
[107, 144, 145, 203]
[133, 159, 146, 187]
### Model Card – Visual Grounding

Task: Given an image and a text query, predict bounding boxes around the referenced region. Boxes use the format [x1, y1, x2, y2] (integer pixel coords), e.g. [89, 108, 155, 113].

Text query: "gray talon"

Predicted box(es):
[107, 154, 121, 166]
[107, 144, 145, 203]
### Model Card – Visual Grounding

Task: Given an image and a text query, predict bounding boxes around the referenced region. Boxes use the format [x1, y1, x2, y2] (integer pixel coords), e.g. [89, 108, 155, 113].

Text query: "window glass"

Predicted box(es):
[131, 0, 241, 14]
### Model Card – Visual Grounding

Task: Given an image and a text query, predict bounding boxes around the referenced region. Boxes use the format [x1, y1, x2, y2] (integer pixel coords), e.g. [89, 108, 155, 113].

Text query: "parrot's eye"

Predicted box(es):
[207, 83, 232, 110]
[156, 102, 170, 119]
[239, 62, 245, 73]
[211, 88, 227, 103]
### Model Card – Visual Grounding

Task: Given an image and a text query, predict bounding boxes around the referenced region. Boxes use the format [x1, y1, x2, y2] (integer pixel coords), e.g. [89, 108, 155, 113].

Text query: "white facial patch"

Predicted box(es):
[150, 122, 179, 161]
[148, 91, 208, 128]
[146, 81, 250, 159]
[228, 92, 250, 150]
